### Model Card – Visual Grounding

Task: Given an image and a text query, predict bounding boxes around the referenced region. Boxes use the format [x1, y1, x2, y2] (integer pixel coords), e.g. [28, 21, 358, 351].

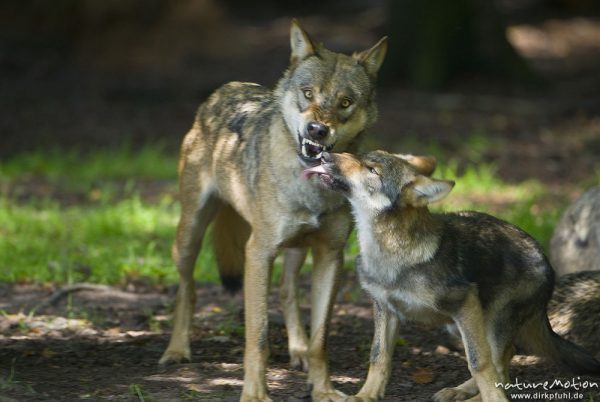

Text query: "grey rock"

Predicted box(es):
[550, 186, 600, 276]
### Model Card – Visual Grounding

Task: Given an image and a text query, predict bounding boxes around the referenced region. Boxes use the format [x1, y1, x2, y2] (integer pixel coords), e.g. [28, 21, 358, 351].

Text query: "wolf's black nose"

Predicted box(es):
[321, 152, 332, 163]
[307, 121, 329, 140]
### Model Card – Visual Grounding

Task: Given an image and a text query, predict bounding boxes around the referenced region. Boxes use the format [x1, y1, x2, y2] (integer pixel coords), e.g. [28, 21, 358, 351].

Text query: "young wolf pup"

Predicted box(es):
[304, 151, 600, 402]
[160, 20, 387, 402]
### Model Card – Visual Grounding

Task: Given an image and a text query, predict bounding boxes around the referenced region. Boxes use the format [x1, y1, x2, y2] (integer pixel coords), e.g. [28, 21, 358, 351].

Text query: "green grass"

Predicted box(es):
[0, 145, 218, 284]
[0, 196, 220, 284]
[0, 144, 178, 192]
[435, 159, 563, 249]
[0, 143, 571, 285]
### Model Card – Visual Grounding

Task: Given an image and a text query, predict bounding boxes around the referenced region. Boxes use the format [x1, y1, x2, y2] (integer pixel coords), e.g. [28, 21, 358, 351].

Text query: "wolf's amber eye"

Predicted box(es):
[340, 98, 353, 108]
[303, 89, 313, 99]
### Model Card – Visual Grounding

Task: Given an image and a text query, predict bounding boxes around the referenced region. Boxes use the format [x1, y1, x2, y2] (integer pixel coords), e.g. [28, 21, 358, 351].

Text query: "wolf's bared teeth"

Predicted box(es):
[301, 143, 309, 157]
[300, 137, 325, 159]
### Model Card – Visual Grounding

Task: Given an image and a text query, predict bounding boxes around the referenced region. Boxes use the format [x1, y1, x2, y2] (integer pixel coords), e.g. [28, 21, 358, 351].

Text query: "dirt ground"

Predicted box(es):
[1, 1, 600, 401]
[1, 276, 599, 402]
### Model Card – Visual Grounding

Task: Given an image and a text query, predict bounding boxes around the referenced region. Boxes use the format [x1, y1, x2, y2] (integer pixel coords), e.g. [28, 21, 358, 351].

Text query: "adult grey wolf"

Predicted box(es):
[304, 150, 600, 402]
[159, 20, 387, 402]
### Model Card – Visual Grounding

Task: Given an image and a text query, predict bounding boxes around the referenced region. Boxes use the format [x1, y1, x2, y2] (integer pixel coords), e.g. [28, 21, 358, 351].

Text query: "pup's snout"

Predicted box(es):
[321, 152, 333, 163]
[306, 121, 330, 140]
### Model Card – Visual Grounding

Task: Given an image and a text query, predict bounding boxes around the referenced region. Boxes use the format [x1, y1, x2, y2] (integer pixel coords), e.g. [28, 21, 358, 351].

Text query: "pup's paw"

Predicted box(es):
[433, 387, 479, 402]
[312, 388, 347, 402]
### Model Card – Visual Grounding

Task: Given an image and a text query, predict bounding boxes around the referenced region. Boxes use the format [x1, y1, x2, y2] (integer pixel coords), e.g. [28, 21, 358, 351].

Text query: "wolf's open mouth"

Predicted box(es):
[299, 136, 334, 162]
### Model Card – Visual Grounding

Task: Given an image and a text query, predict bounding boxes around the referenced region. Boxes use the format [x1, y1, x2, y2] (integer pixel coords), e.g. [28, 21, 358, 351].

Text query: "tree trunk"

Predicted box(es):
[383, 0, 535, 88]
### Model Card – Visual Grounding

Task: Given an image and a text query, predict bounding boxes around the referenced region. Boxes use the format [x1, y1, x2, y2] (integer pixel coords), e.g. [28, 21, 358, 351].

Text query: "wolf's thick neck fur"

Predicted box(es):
[358, 204, 442, 271]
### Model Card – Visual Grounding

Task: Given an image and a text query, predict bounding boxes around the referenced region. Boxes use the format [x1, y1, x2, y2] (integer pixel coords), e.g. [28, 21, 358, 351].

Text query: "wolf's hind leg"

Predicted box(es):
[214, 204, 250, 292]
[454, 290, 508, 402]
[490, 331, 515, 385]
[160, 157, 221, 365]
[280, 247, 310, 371]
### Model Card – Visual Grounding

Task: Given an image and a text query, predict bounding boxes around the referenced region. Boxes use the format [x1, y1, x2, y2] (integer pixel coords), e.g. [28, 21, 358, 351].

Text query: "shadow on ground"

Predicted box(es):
[1, 277, 598, 401]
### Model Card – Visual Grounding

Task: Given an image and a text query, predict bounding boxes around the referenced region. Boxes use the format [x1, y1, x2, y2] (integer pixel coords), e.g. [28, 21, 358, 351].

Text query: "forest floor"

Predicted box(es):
[1, 279, 599, 402]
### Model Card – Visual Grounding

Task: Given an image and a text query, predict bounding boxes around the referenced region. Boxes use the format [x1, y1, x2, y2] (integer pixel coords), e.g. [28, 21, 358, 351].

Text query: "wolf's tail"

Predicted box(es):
[517, 313, 600, 376]
[213, 204, 249, 294]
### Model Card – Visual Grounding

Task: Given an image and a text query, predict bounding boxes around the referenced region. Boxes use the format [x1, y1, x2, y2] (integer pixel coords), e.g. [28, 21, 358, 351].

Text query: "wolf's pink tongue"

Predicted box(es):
[302, 164, 327, 179]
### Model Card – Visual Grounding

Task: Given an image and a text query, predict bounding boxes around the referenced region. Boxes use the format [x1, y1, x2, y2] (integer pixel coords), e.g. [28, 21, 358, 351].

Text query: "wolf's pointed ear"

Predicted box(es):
[290, 19, 316, 64]
[354, 36, 388, 78]
[407, 176, 454, 207]
[395, 154, 436, 176]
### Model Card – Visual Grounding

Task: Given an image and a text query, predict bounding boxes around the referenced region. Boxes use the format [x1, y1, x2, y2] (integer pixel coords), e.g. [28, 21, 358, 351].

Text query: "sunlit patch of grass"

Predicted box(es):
[404, 133, 568, 251]
[433, 160, 564, 252]
[0, 195, 218, 284]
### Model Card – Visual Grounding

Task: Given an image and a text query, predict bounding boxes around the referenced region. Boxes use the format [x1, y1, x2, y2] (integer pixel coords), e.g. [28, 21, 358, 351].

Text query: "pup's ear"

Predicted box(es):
[395, 154, 437, 176]
[290, 19, 316, 63]
[406, 176, 454, 207]
[354, 36, 388, 78]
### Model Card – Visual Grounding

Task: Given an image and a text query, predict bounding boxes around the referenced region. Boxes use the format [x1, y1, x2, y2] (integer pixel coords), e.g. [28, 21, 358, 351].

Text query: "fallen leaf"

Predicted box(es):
[411, 367, 434, 384]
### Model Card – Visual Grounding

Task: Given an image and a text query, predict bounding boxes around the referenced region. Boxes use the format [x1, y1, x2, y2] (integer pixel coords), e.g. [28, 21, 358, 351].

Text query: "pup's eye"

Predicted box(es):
[340, 98, 353, 108]
[368, 166, 379, 175]
[303, 89, 313, 99]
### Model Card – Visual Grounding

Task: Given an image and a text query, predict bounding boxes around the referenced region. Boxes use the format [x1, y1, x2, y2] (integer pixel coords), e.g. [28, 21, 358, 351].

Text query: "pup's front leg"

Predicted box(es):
[241, 234, 276, 402]
[351, 301, 399, 402]
[308, 245, 346, 402]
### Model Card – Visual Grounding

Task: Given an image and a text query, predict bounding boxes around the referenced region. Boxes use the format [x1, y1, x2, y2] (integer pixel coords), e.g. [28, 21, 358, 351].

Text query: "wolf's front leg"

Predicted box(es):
[308, 245, 346, 402]
[349, 301, 399, 402]
[241, 234, 276, 402]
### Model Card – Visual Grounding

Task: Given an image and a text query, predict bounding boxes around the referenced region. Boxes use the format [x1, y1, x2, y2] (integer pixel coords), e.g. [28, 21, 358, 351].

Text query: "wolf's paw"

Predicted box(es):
[343, 395, 378, 402]
[433, 387, 479, 402]
[158, 348, 191, 367]
[313, 388, 346, 402]
[289, 349, 309, 372]
[240, 395, 273, 402]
